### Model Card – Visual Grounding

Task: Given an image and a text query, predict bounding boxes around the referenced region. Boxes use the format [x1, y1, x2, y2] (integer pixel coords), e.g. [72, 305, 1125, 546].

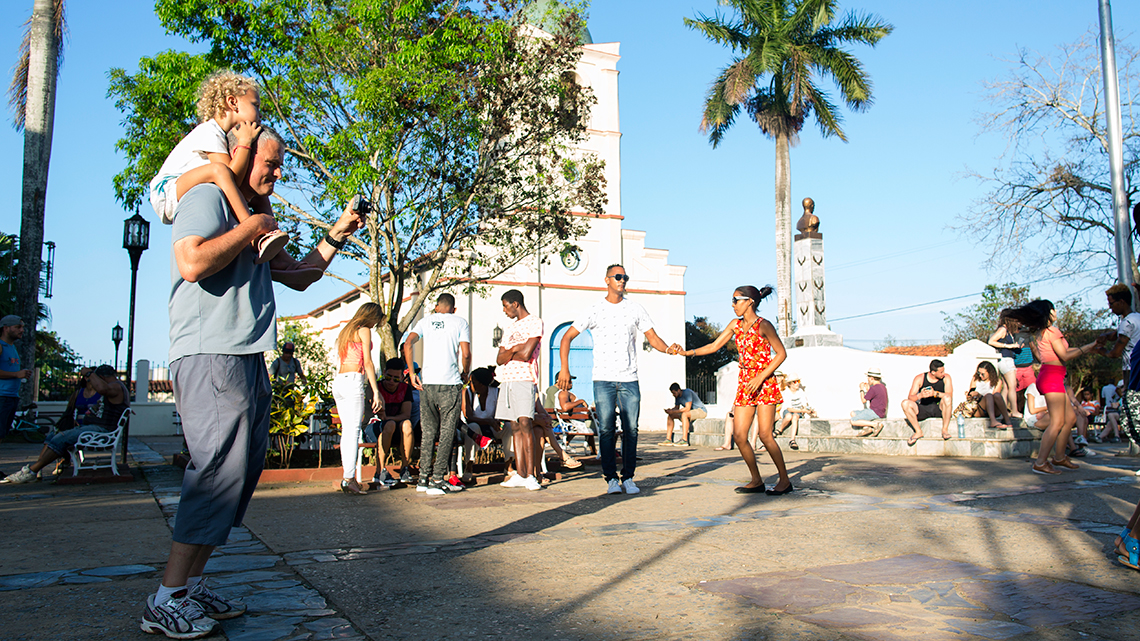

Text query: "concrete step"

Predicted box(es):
[686, 417, 1039, 459]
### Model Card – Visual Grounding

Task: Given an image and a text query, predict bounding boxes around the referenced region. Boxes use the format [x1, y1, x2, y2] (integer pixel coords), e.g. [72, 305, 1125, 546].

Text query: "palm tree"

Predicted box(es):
[8, 0, 65, 403]
[686, 0, 891, 336]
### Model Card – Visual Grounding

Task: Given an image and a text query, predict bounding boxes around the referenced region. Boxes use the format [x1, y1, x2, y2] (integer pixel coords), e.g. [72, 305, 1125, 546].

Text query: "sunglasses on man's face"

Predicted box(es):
[610, 273, 629, 282]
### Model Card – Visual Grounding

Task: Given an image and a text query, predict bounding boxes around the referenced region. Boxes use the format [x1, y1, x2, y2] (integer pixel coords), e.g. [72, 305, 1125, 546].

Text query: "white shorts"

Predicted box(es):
[150, 175, 180, 225]
[495, 381, 536, 422]
[997, 357, 1016, 376]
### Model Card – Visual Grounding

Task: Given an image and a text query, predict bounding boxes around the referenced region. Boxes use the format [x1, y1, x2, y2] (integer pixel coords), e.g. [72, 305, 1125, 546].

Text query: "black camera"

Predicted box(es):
[351, 195, 372, 216]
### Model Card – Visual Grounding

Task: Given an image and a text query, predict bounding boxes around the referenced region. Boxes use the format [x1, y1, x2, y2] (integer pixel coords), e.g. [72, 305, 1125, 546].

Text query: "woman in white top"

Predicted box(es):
[966, 361, 1013, 429]
[459, 367, 503, 483]
[774, 374, 814, 451]
[332, 303, 384, 495]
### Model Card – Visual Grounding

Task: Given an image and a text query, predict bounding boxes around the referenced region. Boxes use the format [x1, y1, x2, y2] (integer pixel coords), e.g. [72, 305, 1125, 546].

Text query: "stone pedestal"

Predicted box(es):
[787, 235, 842, 348]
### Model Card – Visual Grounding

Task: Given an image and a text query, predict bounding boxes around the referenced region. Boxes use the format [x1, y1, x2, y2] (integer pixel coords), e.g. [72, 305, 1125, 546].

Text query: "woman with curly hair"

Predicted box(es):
[681, 286, 792, 495]
[332, 303, 385, 495]
[1007, 300, 1103, 475]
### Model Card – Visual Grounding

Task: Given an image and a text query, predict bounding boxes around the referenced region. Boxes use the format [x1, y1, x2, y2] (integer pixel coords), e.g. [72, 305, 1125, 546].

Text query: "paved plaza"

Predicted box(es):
[2, 437, 1140, 641]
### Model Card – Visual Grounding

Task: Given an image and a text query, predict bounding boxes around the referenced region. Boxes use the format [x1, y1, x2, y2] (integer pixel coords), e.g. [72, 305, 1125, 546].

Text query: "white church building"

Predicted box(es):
[287, 28, 688, 416]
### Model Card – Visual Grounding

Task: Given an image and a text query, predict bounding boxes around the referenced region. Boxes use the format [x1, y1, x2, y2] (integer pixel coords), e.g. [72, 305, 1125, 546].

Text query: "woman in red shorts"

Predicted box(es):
[682, 286, 792, 495]
[1009, 300, 1103, 475]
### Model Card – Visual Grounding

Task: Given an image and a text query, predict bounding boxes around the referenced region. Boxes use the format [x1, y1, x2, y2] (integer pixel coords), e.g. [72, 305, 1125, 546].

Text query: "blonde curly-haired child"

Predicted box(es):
[148, 70, 288, 263]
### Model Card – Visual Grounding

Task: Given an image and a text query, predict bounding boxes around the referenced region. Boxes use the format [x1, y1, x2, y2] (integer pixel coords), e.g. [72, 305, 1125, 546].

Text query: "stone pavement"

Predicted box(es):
[1, 437, 1139, 640]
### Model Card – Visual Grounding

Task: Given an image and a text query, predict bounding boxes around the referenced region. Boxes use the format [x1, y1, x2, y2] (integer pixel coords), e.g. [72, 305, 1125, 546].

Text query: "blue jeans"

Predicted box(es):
[593, 380, 640, 481]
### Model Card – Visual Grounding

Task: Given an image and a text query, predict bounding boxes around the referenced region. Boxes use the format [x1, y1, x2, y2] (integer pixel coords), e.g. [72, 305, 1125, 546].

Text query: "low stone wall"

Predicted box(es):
[686, 416, 1039, 459]
[36, 401, 181, 437]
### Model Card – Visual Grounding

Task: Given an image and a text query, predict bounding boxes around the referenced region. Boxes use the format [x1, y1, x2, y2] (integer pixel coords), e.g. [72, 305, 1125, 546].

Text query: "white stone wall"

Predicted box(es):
[709, 340, 1001, 421]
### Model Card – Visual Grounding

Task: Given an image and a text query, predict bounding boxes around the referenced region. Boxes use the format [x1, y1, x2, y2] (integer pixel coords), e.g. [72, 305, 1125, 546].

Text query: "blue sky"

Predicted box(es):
[1, 0, 1137, 368]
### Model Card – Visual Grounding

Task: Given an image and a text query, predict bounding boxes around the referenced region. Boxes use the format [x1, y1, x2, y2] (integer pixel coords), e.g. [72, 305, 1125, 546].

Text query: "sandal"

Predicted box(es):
[1120, 533, 1139, 570]
[907, 433, 921, 447]
[254, 230, 290, 264]
[789, 440, 799, 450]
[871, 423, 884, 437]
[714, 446, 730, 451]
[561, 456, 583, 469]
[857, 427, 874, 437]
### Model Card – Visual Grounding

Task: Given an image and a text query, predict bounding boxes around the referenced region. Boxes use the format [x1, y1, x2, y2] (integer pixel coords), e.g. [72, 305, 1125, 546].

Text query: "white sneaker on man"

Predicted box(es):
[140, 593, 217, 639]
[522, 475, 543, 491]
[606, 478, 622, 495]
[500, 473, 527, 488]
[621, 479, 640, 494]
[2, 465, 36, 484]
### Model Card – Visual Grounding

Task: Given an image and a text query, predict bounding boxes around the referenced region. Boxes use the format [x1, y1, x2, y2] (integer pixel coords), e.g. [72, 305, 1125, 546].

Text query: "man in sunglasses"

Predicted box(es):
[556, 264, 682, 496]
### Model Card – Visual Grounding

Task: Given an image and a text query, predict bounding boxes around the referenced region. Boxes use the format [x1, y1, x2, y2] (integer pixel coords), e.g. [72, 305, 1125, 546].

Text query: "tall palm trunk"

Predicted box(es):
[14, 0, 61, 404]
[774, 131, 792, 337]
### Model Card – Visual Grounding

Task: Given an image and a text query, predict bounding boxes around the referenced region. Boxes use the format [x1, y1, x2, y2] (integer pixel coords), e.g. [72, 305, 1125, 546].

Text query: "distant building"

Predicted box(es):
[285, 26, 686, 417]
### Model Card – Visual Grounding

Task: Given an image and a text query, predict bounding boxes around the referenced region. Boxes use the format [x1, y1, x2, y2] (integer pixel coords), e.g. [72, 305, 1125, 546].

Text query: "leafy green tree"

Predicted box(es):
[941, 282, 1113, 393]
[685, 0, 892, 335]
[0, 230, 80, 400]
[108, 0, 606, 357]
[8, 0, 66, 405]
[685, 316, 735, 377]
[269, 319, 334, 405]
[35, 329, 81, 401]
[941, 283, 1032, 350]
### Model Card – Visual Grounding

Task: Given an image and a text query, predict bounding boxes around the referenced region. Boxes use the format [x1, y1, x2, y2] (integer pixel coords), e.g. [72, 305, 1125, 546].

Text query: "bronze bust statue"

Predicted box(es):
[795, 197, 820, 237]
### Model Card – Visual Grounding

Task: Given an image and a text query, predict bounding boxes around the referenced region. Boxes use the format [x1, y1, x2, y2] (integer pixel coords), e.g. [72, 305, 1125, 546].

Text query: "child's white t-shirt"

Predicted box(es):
[149, 120, 229, 224]
[784, 388, 810, 410]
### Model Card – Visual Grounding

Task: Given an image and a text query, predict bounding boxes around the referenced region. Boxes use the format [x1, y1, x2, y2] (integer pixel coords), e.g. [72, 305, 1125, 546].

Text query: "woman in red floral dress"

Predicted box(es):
[682, 286, 792, 494]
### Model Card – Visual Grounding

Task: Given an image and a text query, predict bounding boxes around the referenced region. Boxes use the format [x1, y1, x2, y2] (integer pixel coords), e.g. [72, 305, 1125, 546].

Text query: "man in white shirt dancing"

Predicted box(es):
[556, 264, 681, 495]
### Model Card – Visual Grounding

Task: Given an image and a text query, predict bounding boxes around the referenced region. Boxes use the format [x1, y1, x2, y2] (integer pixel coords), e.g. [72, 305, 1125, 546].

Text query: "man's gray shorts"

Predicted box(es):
[171, 354, 271, 547]
[496, 381, 537, 421]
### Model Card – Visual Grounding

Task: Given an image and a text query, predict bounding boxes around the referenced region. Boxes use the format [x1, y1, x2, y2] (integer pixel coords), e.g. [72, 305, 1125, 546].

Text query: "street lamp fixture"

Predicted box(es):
[122, 213, 149, 470]
[492, 325, 503, 347]
[112, 323, 123, 375]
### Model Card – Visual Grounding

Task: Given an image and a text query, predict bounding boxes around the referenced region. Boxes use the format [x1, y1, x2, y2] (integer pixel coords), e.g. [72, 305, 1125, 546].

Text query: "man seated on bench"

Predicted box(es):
[556, 377, 597, 456]
[3, 365, 129, 484]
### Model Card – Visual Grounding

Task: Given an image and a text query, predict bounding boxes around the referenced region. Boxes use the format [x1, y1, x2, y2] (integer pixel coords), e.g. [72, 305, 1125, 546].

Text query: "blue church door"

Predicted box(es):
[550, 322, 593, 406]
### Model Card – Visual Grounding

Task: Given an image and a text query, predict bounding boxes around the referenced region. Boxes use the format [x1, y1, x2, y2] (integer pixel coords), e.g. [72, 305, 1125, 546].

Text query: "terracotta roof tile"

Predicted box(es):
[877, 345, 951, 357]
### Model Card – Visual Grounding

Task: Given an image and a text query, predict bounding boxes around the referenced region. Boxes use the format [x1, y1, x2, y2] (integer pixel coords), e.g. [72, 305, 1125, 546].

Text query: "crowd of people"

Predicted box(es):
[0, 68, 1137, 639]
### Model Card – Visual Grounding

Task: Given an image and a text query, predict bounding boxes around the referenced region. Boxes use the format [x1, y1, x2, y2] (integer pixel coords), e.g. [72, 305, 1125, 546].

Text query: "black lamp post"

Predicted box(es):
[122, 214, 149, 472]
[492, 325, 503, 347]
[111, 323, 123, 375]
[123, 213, 149, 395]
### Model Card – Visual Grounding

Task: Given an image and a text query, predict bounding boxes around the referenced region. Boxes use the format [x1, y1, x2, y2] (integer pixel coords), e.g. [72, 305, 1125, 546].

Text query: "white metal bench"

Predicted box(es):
[69, 408, 133, 477]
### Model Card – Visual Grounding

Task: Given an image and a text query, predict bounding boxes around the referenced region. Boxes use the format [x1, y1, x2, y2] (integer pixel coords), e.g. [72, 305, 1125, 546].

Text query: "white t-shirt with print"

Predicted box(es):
[149, 120, 230, 224]
[410, 313, 470, 386]
[784, 388, 810, 410]
[1118, 312, 1140, 371]
[573, 297, 654, 383]
[498, 314, 543, 383]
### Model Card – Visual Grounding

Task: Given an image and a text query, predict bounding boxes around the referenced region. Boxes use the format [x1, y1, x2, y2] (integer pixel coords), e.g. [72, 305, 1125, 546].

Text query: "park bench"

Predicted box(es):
[68, 408, 133, 477]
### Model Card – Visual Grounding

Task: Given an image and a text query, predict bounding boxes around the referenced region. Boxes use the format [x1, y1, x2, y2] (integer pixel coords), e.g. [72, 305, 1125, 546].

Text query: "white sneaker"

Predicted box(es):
[621, 479, 640, 495]
[500, 473, 527, 488]
[522, 476, 543, 491]
[140, 593, 217, 638]
[3, 465, 36, 484]
[606, 479, 622, 495]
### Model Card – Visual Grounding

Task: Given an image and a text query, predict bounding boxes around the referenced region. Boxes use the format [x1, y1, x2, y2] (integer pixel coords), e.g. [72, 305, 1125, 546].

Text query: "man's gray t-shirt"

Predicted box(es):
[169, 185, 276, 362]
[676, 389, 706, 412]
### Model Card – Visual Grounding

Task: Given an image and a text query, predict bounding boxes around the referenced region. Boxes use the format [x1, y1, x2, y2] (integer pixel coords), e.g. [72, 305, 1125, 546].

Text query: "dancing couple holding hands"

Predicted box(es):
[674, 286, 793, 496]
